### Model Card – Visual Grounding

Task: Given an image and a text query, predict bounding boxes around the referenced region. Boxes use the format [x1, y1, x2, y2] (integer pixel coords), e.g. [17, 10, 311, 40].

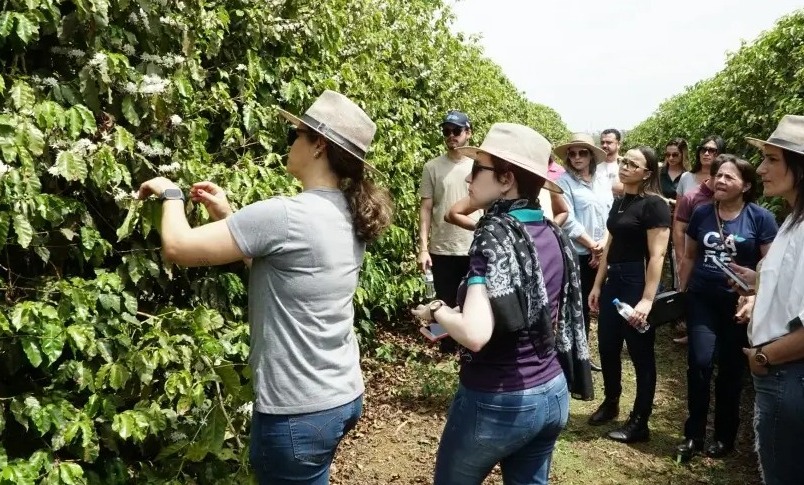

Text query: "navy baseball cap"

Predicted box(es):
[440, 110, 471, 129]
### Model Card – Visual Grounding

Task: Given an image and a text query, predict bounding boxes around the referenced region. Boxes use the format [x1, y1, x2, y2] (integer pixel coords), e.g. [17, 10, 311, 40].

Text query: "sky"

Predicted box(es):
[449, 0, 803, 133]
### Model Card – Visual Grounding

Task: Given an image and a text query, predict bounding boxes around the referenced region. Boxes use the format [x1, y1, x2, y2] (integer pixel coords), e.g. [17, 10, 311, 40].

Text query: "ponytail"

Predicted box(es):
[327, 143, 393, 243]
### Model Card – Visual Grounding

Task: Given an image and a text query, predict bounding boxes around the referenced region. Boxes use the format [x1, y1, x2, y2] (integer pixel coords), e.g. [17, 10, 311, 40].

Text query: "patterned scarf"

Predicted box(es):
[469, 198, 594, 401]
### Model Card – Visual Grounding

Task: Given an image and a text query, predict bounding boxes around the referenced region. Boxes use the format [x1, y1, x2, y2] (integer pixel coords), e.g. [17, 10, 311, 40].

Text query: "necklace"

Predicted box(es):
[617, 195, 637, 214]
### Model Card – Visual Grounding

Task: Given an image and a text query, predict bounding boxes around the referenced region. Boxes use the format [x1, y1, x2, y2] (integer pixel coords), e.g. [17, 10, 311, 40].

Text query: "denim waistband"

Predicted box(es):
[607, 261, 645, 274]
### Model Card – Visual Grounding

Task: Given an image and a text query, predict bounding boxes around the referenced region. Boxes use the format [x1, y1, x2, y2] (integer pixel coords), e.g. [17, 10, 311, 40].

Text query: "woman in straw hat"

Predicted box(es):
[554, 133, 613, 372]
[412, 123, 592, 484]
[728, 115, 804, 485]
[587, 146, 671, 443]
[137, 90, 393, 484]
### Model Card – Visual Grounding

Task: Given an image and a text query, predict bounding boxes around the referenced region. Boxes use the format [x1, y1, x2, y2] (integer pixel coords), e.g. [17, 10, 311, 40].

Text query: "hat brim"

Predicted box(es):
[745, 136, 804, 156]
[456, 146, 563, 194]
[278, 109, 379, 173]
[553, 142, 607, 165]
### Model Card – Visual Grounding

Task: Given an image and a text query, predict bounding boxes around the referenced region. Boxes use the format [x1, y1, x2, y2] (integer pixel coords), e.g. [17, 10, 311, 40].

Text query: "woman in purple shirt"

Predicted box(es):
[412, 123, 592, 485]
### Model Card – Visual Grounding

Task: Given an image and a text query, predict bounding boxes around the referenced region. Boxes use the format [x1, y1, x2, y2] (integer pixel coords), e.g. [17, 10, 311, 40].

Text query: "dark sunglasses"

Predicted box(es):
[699, 147, 718, 155]
[664, 152, 680, 159]
[568, 149, 590, 158]
[286, 126, 311, 146]
[471, 161, 496, 179]
[442, 126, 465, 137]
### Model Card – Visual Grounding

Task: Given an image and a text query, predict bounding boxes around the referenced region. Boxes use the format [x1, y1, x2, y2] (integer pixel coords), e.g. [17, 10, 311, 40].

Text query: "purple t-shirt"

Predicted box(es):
[456, 210, 564, 392]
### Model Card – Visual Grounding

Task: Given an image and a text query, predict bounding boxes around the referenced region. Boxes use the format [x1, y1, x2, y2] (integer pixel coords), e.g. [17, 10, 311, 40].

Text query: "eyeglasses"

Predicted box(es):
[442, 126, 465, 137]
[664, 152, 680, 159]
[471, 161, 496, 179]
[700, 147, 718, 155]
[618, 158, 646, 171]
[568, 149, 590, 158]
[286, 126, 311, 146]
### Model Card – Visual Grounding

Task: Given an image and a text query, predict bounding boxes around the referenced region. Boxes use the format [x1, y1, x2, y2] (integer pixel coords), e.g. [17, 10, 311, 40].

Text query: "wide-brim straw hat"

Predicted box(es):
[553, 132, 607, 164]
[278, 90, 378, 172]
[456, 123, 563, 194]
[746, 115, 804, 156]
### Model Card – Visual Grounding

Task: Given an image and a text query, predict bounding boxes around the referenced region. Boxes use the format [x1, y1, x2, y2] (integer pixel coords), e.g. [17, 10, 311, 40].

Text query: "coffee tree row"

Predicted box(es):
[0, 0, 569, 483]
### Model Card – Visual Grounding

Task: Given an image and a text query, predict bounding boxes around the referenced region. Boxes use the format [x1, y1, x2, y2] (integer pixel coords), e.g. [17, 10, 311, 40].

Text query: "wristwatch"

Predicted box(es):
[754, 347, 770, 367]
[160, 188, 185, 201]
[428, 300, 444, 319]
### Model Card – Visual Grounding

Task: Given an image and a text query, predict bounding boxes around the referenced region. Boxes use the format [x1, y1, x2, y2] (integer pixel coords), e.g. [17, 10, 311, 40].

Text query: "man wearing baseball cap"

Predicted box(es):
[418, 110, 479, 347]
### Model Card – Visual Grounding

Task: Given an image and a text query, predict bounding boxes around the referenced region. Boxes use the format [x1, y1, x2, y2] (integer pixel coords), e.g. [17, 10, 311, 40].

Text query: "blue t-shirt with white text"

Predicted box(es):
[686, 202, 778, 292]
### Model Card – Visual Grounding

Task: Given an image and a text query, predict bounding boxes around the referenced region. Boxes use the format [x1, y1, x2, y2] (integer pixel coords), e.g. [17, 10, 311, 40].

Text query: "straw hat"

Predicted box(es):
[553, 133, 607, 164]
[456, 123, 563, 193]
[279, 90, 378, 171]
[746, 115, 804, 156]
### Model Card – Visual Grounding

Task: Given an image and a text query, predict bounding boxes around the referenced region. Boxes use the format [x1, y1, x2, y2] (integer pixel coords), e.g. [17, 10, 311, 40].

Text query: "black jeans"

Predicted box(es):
[684, 290, 747, 445]
[578, 254, 597, 338]
[598, 262, 657, 418]
[431, 254, 470, 352]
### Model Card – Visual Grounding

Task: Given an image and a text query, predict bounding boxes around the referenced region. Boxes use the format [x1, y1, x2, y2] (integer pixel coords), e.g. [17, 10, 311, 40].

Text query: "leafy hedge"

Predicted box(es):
[626, 10, 804, 162]
[0, 0, 569, 483]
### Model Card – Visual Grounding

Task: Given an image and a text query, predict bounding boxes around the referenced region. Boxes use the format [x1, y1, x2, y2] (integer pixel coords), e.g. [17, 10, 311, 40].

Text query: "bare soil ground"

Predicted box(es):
[330, 324, 762, 485]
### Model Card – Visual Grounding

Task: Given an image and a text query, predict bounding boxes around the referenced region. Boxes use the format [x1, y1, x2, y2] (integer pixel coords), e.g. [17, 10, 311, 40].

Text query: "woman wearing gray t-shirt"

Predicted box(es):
[137, 90, 393, 484]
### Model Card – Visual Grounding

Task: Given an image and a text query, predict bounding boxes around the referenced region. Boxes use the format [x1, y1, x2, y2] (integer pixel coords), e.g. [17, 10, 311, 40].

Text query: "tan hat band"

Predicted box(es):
[301, 113, 366, 159]
[766, 136, 804, 154]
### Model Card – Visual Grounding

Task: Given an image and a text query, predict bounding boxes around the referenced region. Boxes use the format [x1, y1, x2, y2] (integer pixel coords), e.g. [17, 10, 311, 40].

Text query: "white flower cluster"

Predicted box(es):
[71, 138, 98, 157]
[0, 161, 13, 176]
[159, 15, 185, 28]
[236, 402, 253, 417]
[121, 44, 136, 56]
[49, 140, 69, 149]
[136, 141, 172, 158]
[113, 188, 140, 202]
[125, 74, 170, 95]
[30, 76, 59, 88]
[169, 431, 188, 443]
[88, 52, 109, 77]
[141, 53, 185, 67]
[128, 8, 151, 31]
[52, 47, 86, 59]
[169, 114, 182, 126]
[235, 64, 247, 72]
[158, 162, 181, 173]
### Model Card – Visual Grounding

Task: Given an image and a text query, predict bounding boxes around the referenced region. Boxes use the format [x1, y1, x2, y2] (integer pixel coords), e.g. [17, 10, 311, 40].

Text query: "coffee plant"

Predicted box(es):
[0, 0, 569, 482]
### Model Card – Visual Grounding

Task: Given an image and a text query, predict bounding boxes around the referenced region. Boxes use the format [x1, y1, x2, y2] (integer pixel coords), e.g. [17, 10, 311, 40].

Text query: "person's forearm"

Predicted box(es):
[160, 200, 193, 258]
[643, 255, 664, 301]
[418, 206, 431, 250]
[575, 233, 596, 250]
[611, 180, 624, 196]
[448, 214, 476, 231]
[764, 327, 804, 365]
[593, 251, 608, 288]
[678, 256, 694, 291]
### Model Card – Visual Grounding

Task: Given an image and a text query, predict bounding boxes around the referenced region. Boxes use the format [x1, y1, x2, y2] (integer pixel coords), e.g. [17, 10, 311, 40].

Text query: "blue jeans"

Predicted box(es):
[598, 262, 657, 417]
[249, 396, 362, 485]
[433, 373, 569, 485]
[684, 290, 746, 445]
[752, 361, 804, 485]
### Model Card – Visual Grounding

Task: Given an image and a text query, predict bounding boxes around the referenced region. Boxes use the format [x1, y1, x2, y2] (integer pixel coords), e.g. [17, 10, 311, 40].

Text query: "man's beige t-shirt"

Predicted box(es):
[419, 155, 478, 256]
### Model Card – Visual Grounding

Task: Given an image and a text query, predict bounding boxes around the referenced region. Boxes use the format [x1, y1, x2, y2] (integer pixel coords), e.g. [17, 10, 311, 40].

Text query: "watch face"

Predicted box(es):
[162, 188, 184, 200]
[755, 352, 768, 365]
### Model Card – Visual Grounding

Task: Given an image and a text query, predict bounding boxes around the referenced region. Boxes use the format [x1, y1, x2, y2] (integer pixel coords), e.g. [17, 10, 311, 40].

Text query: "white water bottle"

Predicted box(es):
[612, 298, 649, 333]
[424, 268, 436, 299]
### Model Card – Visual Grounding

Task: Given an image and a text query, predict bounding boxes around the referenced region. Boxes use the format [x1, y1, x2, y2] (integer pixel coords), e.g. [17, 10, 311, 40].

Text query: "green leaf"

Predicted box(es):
[35, 101, 65, 131]
[0, 12, 14, 39]
[66, 325, 93, 352]
[98, 293, 121, 313]
[108, 363, 130, 390]
[185, 403, 226, 461]
[121, 96, 140, 126]
[116, 205, 139, 241]
[9, 81, 35, 111]
[52, 150, 88, 182]
[21, 338, 43, 367]
[58, 462, 86, 485]
[24, 123, 45, 156]
[155, 440, 189, 461]
[14, 14, 38, 44]
[0, 212, 10, 250]
[41, 323, 66, 364]
[214, 365, 241, 396]
[113, 127, 135, 152]
[12, 214, 33, 248]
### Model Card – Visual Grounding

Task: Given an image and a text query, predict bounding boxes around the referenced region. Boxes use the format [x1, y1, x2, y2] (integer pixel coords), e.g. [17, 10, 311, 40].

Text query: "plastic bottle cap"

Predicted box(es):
[612, 298, 620, 305]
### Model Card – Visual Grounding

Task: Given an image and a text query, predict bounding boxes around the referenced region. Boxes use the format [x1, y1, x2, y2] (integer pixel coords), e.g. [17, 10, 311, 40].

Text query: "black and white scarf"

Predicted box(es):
[469, 198, 594, 400]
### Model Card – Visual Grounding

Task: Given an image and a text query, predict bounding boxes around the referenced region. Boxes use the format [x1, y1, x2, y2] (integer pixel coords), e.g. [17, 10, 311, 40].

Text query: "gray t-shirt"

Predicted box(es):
[227, 188, 365, 414]
[676, 171, 699, 197]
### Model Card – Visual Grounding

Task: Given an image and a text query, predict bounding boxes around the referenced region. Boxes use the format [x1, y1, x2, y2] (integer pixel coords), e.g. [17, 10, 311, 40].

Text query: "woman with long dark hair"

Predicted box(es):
[730, 115, 804, 485]
[587, 146, 671, 443]
[660, 137, 690, 200]
[137, 90, 393, 484]
[413, 123, 592, 484]
[675, 155, 777, 462]
[676, 135, 725, 197]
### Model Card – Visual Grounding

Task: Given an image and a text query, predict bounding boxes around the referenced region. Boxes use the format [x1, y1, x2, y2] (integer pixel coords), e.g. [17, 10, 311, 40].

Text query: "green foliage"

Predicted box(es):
[626, 10, 804, 161]
[0, 0, 568, 482]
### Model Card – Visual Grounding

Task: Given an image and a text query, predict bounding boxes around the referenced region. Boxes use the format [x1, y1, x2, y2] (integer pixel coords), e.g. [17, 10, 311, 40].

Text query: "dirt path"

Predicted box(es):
[331, 326, 762, 485]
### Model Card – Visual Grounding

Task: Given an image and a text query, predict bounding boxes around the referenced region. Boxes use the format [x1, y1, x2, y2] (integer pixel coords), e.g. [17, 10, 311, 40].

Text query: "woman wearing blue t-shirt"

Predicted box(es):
[412, 123, 592, 485]
[675, 155, 778, 462]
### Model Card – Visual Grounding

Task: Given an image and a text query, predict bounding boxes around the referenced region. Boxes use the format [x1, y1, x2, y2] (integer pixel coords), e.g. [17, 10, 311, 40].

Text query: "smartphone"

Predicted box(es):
[419, 323, 449, 342]
[712, 258, 751, 292]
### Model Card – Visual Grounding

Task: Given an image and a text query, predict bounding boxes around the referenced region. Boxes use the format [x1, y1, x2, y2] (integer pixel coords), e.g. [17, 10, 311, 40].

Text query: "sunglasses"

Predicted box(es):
[664, 152, 680, 159]
[699, 147, 718, 155]
[471, 161, 496, 179]
[618, 158, 647, 171]
[286, 126, 311, 146]
[568, 149, 590, 158]
[442, 126, 465, 137]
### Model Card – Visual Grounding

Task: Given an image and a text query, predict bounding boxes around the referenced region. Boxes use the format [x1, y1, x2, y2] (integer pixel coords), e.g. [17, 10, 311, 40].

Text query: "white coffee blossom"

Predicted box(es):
[122, 44, 136, 56]
[141, 53, 185, 67]
[159, 15, 184, 28]
[169, 114, 182, 126]
[158, 162, 180, 173]
[71, 138, 98, 156]
[169, 431, 188, 443]
[0, 162, 12, 176]
[67, 49, 85, 59]
[113, 188, 139, 201]
[47, 165, 60, 176]
[136, 141, 172, 157]
[50, 140, 69, 149]
[88, 52, 107, 67]
[236, 402, 253, 416]
[235, 64, 247, 72]
[140, 74, 170, 94]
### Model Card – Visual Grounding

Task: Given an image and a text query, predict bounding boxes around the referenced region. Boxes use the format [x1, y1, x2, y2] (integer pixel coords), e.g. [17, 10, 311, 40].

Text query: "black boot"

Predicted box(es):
[705, 440, 734, 458]
[588, 399, 619, 426]
[675, 438, 704, 463]
[607, 412, 650, 443]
